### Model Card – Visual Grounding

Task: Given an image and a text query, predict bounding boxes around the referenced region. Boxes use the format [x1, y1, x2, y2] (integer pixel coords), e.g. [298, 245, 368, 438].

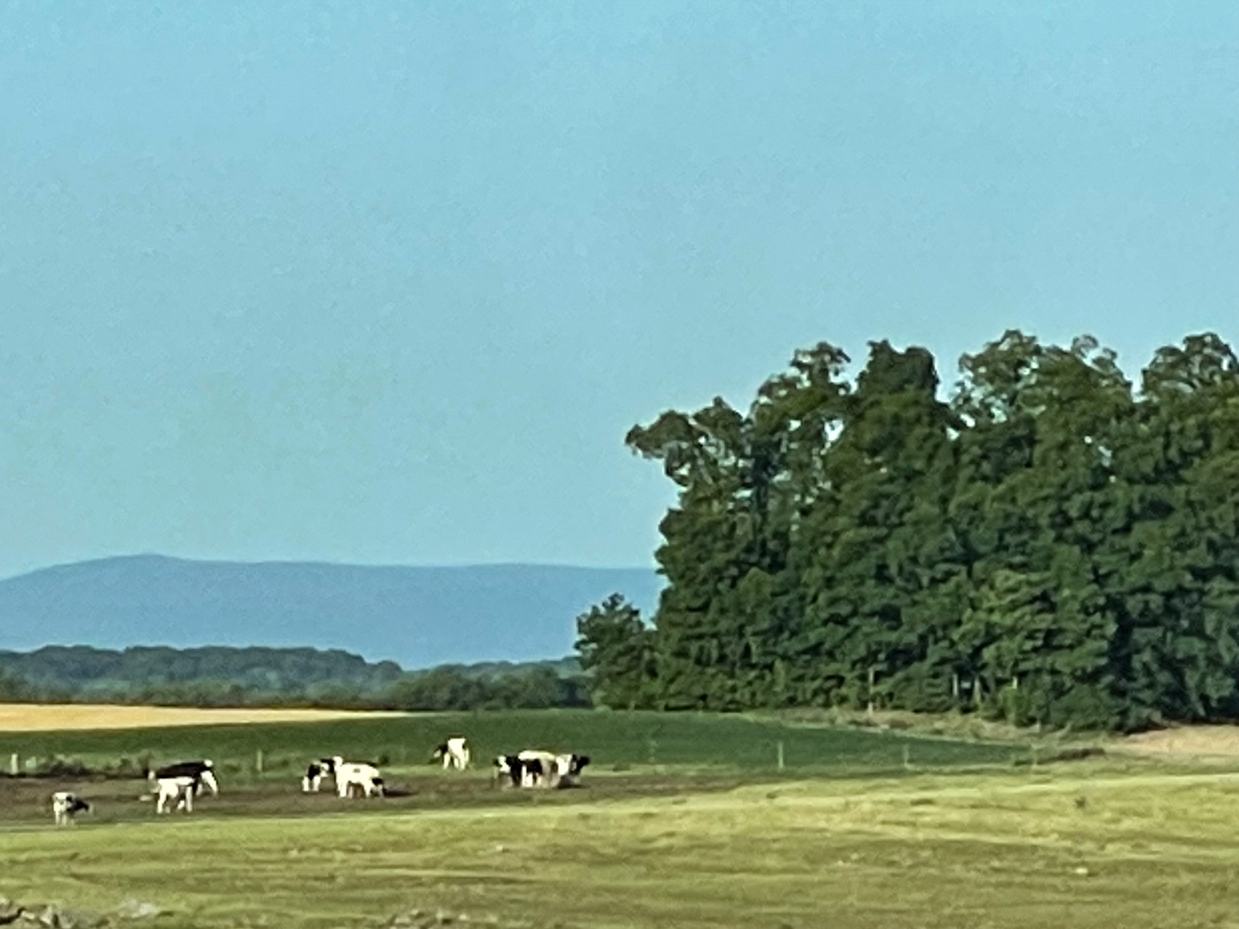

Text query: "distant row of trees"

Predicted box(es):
[575, 331, 1239, 731]
[0, 646, 588, 711]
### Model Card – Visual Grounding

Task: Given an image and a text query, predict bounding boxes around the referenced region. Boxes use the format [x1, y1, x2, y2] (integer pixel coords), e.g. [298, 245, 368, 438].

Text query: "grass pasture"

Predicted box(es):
[4, 709, 1235, 927]
[4, 765, 1239, 928]
[0, 709, 1030, 786]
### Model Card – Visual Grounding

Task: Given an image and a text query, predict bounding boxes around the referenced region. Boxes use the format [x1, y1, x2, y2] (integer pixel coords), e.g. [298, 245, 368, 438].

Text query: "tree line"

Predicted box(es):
[575, 331, 1239, 730]
[0, 645, 588, 711]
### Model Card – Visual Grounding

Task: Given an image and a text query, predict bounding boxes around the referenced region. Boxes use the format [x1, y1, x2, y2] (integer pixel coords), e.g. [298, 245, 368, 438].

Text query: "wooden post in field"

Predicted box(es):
[776, 740, 785, 772]
[256, 749, 264, 774]
[8, 753, 16, 776]
[903, 745, 910, 770]
[867, 667, 876, 716]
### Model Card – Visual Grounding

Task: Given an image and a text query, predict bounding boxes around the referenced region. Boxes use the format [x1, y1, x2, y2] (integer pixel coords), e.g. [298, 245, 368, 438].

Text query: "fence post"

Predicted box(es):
[256, 749, 264, 774]
[903, 745, 910, 770]
[8, 753, 16, 776]
[777, 740, 785, 772]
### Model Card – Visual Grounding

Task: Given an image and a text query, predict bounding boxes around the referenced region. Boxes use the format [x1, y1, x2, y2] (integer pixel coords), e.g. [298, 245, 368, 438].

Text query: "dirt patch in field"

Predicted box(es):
[0, 703, 408, 732]
[1119, 725, 1239, 759]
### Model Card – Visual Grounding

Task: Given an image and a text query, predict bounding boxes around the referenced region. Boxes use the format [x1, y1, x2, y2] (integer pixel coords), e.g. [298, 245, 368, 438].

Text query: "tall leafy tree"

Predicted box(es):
[601, 329, 1239, 730]
[574, 594, 655, 709]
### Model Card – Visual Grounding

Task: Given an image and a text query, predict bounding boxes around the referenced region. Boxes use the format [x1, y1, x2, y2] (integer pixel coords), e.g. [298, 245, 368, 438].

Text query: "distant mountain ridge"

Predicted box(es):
[0, 555, 663, 667]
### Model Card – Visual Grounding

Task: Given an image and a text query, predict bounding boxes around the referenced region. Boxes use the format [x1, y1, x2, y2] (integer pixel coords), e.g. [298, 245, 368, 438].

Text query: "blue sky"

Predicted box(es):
[1, 1, 1235, 579]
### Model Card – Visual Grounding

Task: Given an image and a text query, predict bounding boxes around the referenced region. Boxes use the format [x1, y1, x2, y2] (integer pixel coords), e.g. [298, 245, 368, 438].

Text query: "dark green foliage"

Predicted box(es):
[591, 330, 1239, 730]
[0, 646, 588, 711]
[381, 664, 589, 711]
[574, 594, 655, 709]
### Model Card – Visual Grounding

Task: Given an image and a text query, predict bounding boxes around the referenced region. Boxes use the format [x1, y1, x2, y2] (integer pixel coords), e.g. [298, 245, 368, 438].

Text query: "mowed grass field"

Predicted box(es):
[4, 709, 1238, 928]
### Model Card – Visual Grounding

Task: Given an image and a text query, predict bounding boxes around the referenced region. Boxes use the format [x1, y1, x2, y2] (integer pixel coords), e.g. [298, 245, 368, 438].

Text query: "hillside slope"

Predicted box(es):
[0, 555, 662, 666]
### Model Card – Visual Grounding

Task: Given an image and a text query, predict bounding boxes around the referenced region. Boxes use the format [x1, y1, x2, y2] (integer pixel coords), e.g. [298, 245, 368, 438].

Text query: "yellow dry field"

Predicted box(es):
[0, 703, 408, 732]
[1119, 724, 1239, 758]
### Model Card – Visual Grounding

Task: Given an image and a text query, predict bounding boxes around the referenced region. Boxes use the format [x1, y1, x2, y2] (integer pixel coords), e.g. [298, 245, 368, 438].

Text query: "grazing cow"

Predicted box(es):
[153, 760, 219, 797]
[331, 756, 385, 798]
[149, 760, 219, 814]
[301, 757, 338, 792]
[517, 750, 560, 788]
[51, 791, 91, 826]
[431, 737, 471, 771]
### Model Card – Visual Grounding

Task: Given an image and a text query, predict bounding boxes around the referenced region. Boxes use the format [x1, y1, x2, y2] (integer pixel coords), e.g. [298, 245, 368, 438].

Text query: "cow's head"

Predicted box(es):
[199, 768, 220, 797]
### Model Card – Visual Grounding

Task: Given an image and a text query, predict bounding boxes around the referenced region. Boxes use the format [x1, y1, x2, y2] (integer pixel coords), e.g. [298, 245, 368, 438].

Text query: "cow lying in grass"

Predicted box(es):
[331, 756, 385, 798]
[431, 737, 471, 771]
[51, 791, 91, 826]
[301, 757, 338, 792]
[150, 760, 219, 814]
[553, 752, 591, 787]
[493, 751, 591, 788]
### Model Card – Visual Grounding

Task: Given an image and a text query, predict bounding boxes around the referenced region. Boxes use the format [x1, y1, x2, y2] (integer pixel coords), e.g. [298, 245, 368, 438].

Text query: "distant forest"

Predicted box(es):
[574, 330, 1239, 731]
[0, 645, 587, 711]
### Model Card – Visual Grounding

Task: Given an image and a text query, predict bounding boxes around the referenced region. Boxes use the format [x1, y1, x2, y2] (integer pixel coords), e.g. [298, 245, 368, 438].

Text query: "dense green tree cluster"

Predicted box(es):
[0, 646, 588, 711]
[0, 645, 403, 702]
[577, 331, 1239, 730]
[380, 663, 589, 711]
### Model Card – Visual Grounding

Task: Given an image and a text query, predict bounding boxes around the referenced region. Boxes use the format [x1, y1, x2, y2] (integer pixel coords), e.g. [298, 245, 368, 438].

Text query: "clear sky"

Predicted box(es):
[1, 1, 1235, 580]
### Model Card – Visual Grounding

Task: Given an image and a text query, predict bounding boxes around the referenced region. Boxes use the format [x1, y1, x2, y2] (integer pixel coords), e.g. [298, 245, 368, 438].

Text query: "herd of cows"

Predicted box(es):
[45, 736, 592, 826]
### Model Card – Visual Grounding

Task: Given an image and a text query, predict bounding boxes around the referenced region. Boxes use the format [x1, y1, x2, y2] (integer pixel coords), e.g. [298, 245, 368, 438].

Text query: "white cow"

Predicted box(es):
[332, 756, 385, 798]
[431, 737, 471, 771]
[155, 776, 198, 814]
[51, 791, 91, 826]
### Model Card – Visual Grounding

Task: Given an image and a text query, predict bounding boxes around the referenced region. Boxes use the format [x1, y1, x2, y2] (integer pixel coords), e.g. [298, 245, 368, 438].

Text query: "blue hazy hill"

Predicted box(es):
[0, 555, 662, 667]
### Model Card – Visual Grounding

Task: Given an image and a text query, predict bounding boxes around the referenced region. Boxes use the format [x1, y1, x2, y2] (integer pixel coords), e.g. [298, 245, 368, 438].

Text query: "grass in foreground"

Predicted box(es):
[3, 761, 1239, 928]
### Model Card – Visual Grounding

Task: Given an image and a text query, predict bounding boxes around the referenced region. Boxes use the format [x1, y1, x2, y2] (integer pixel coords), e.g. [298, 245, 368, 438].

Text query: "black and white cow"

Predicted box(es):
[492, 754, 533, 788]
[301, 757, 338, 792]
[153, 760, 219, 795]
[331, 756, 385, 798]
[517, 750, 559, 788]
[497, 750, 591, 788]
[51, 791, 91, 826]
[431, 737, 470, 771]
[553, 753, 591, 787]
[149, 760, 219, 814]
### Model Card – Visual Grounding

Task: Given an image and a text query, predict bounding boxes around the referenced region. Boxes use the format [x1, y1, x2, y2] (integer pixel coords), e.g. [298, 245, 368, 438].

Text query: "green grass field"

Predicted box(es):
[0, 709, 1030, 782]
[4, 711, 1235, 928]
